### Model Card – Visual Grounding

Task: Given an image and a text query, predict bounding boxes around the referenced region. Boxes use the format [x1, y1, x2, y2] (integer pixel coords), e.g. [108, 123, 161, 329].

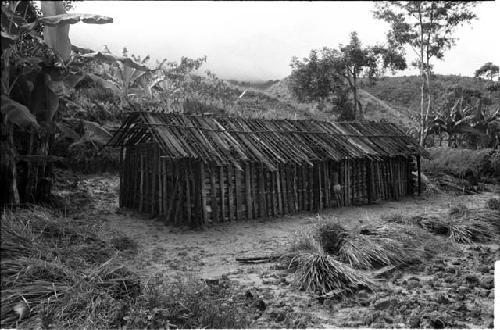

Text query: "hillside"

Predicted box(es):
[254, 74, 500, 128]
[262, 77, 413, 126]
[362, 75, 500, 117]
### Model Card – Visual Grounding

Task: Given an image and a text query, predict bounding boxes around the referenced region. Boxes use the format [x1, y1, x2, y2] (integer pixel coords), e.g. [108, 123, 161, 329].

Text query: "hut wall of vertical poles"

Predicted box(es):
[109, 112, 427, 226]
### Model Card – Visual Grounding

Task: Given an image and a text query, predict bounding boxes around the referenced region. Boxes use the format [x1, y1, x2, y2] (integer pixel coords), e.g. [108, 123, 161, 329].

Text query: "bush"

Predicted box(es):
[423, 147, 499, 179]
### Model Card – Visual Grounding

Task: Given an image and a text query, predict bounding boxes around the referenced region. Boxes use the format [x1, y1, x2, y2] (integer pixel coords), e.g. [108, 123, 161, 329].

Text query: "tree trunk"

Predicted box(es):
[418, 5, 426, 146]
[419, 73, 425, 146]
[353, 84, 359, 119]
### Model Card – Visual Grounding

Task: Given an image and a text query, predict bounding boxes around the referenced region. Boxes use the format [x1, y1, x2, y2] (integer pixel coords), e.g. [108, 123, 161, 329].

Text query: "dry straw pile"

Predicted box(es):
[0, 207, 140, 329]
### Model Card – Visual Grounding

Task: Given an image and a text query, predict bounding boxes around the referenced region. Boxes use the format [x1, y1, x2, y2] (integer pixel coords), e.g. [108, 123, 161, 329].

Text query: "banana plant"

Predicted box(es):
[1, 0, 113, 205]
[430, 86, 498, 148]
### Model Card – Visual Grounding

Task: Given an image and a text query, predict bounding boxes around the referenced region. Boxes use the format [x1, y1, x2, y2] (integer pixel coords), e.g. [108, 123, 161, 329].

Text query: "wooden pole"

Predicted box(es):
[139, 153, 144, 212]
[186, 159, 192, 226]
[245, 162, 252, 219]
[366, 158, 372, 203]
[228, 163, 235, 221]
[276, 165, 283, 215]
[220, 166, 226, 221]
[235, 164, 241, 221]
[210, 165, 219, 222]
[417, 155, 422, 196]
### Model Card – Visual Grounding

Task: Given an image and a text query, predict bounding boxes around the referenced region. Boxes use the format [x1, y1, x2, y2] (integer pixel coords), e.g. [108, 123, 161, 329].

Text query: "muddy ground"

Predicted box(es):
[53, 171, 498, 328]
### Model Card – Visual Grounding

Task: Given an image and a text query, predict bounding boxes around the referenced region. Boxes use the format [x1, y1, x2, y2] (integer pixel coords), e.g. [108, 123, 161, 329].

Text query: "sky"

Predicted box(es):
[68, 1, 500, 81]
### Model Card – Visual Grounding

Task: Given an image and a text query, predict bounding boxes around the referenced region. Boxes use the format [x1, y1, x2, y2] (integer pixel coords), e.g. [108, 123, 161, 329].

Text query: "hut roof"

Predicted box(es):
[108, 112, 428, 170]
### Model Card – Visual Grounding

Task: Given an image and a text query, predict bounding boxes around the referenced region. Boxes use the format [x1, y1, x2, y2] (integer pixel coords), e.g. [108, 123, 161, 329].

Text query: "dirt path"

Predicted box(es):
[100, 190, 495, 281]
[60, 173, 497, 328]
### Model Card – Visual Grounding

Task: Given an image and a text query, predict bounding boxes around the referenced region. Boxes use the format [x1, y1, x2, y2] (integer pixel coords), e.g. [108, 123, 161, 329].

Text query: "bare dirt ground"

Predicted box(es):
[54, 172, 498, 328]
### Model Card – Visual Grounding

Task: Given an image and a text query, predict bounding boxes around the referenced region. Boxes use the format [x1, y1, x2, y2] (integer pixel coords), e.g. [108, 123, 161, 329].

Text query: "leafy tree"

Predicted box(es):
[475, 62, 499, 81]
[289, 32, 406, 120]
[374, 1, 478, 145]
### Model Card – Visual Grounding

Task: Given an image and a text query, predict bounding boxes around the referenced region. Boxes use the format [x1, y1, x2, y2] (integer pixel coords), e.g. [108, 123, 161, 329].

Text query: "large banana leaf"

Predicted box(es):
[85, 73, 120, 93]
[1, 95, 39, 129]
[1, 30, 17, 49]
[39, 13, 113, 26]
[41, 1, 71, 60]
[69, 120, 112, 149]
[40, 2, 113, 61]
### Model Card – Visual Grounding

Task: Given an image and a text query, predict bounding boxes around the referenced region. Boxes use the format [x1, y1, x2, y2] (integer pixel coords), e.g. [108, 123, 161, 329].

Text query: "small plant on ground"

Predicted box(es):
[486, 198, 500, 210]
[124, 274, 250, 329]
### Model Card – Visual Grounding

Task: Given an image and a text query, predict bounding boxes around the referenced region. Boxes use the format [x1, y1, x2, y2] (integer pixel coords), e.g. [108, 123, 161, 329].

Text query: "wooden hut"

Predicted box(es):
[108, 112, 427, 226]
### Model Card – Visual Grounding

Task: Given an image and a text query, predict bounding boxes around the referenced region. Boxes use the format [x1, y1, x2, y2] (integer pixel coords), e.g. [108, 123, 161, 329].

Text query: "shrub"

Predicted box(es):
[422, 147, 498, 179]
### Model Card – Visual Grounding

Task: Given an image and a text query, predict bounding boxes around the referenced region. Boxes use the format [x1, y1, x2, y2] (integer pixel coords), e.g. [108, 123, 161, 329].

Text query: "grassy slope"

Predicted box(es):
[232, 74, 499, 128]
[261, 77, 412, 125]
[362, 75, 500, 120]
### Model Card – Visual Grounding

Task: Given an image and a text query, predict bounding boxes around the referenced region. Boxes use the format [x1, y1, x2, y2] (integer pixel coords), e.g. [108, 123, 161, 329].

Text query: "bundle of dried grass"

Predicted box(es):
[291, 252, 375, 297]
[86, 258, 141, 300]
[337, 233, 409, 270]
[315, 222, 348, 255]
[0, 228, 35, 260]
[0, 258, 74, 328]
[290, 217, 412, 270]
[0, 208, 141, 329]
[386, 203, 497, 244]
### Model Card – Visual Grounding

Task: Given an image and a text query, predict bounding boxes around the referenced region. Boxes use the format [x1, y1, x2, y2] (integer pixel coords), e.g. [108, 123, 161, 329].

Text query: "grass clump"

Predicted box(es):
[381, 204, 497, 244]
[291, 218, 412, 270]
[291, 253, 375, 297]
[286, 217, 413, 298]
[336, 232, 409, 270]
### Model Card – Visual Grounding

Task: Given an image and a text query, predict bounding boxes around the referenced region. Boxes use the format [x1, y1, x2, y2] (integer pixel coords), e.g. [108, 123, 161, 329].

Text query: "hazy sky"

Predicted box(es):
[69, 1, 500, 81]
